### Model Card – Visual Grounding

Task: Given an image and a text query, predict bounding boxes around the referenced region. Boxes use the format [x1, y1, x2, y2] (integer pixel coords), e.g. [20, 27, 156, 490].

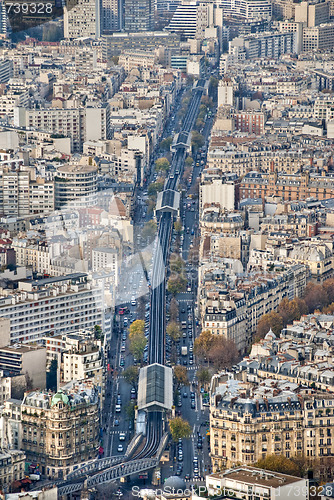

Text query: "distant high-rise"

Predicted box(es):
[123, 0, 154, 31]
[219, 0, 272, 21]
[156, 0, 181, 12]
[166, 0, 223, 39]
[166, 0, 198, 38]
[102, 0, 122, 32]
[218, 78, 234, 107]
[0, 3, 9, 37]
[295, 0, 330, 27]
[64, 0, 101, 39]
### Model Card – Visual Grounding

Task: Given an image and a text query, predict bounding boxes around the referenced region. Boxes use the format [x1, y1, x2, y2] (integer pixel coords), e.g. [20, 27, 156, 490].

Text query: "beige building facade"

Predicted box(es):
[210, 378, 334, 475]
[20, 382, 100, 479]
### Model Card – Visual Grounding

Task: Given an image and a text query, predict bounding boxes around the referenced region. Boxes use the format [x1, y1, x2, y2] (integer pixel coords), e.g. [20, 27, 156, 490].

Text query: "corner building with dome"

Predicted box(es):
[18, 381, 100, 479]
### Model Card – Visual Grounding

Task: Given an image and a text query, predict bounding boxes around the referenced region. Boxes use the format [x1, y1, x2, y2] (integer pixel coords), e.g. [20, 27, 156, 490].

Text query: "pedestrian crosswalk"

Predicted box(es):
[108, 430, 127, 436]
[185, 477, 205, 482]
[186, 365, 199, 371]
[191, 432, 199, 439]
[177, 295, 193, 302]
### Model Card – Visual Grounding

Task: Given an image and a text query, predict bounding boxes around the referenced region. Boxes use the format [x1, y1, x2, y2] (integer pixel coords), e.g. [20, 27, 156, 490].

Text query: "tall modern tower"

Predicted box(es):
[156, 0, 181, 13]
[123, 0, 154, 31]
[102, 0, 122, 32]
[0, 2, 10, 37]
[166, 0, 198, 38]
[64, 0, 101, 38]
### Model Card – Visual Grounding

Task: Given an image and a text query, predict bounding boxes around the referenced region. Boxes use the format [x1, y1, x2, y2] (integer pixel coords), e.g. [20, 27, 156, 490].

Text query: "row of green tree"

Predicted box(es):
[167, 251, 187, 295]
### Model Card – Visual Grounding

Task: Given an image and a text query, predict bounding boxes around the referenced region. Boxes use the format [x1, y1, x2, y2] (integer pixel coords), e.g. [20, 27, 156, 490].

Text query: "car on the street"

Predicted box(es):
[183, 392, 188, 398]
[131, 388, 136, 399]
[115, 419, 119, 426]
[120, 357, 125, 367]
[117, 445, 124, 452]
[176, 465, 183, 476]
[191, 400, 195, 409]
[119, 432, 126, 441]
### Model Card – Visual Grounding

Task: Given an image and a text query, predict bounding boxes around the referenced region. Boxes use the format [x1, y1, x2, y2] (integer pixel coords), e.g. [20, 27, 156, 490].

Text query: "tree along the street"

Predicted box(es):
[173, 365, 189, 387]
[167, 321, 182, 342]
[123, 366, 139, 387]
[155, 157, 170, 173]
[169, 416, 191, 441]
[167, 275, 187, 295]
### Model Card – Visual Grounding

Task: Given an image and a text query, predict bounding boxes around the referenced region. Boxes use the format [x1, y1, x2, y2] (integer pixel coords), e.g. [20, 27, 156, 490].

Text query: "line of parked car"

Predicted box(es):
[176, 438, 183, 476]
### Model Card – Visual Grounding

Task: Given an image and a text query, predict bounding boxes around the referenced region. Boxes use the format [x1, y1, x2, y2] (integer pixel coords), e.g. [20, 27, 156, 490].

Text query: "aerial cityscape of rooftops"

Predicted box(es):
[4, 0, 334, 499]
